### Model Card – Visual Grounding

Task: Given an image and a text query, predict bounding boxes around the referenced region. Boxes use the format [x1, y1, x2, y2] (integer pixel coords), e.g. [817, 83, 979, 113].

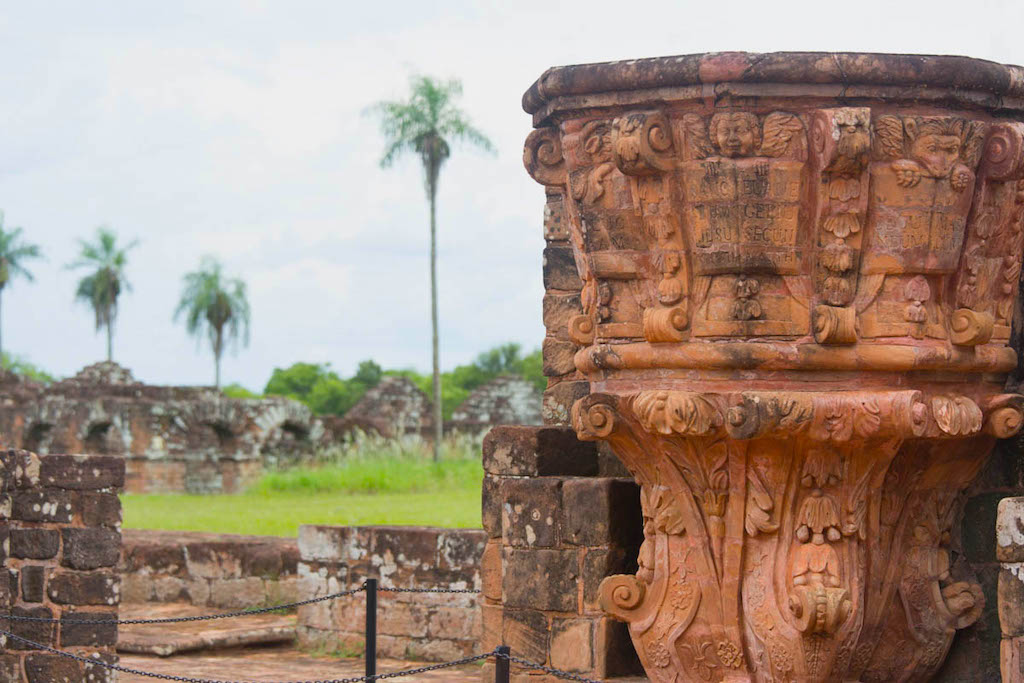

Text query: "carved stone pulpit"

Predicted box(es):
[522, 52, 1024, 682]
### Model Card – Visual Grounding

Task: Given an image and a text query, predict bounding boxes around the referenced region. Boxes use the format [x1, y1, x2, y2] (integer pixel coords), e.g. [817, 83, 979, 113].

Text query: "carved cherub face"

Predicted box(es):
[711, 113, 760, 158]
[906, 118, 964, 178]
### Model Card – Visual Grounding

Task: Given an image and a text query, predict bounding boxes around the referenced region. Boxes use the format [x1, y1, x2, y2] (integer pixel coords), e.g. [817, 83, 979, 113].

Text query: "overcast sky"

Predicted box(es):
[2, 0, 1022, 389]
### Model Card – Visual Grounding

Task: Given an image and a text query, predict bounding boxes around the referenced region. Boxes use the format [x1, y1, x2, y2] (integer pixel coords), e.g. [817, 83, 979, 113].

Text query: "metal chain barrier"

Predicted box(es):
[0, 578, 607, 682]
[0, 586, 370, 625]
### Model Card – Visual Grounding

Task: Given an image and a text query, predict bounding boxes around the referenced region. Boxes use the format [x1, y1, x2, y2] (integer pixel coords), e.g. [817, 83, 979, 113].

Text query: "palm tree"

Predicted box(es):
[369, 75, 494, 461]
[67, 227, 138, 363]
[0, 213, 42, 360]
[174, 256, 251, 389]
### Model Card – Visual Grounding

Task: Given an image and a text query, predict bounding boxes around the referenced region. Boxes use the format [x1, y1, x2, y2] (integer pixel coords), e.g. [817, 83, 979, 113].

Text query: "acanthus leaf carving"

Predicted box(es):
[611, 111, 675, 176]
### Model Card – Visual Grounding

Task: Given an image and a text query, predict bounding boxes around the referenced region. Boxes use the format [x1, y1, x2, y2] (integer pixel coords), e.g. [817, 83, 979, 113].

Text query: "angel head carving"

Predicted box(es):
[710, 112, 761, 158]
[581, 120, 612, 162]
[905, 117, 966, 179]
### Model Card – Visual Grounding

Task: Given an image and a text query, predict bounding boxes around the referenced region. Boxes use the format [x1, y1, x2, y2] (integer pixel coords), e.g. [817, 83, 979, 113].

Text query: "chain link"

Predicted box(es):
[499, 653, 605, 683]
[376, 587, 478, 594]
[0, 586, 367, 625]
[0, 629, 493, 682]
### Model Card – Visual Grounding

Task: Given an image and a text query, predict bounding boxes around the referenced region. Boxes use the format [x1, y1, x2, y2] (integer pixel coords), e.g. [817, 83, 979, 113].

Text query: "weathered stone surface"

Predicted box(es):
[481, 474, 502, 539]
[540, 380, 588, 426]
[8, 606, 55, 650]
[543, 245, 583, 291]
[23, 653, 81, 681]
[480, 540, 502, 602]
[77, 491, 122, 528]
[501, 478, 562, 548]
[502, 547, 577, 611]
[502, 608, 549, 664]
[9, 528, 59, 559]
[60, 610, 118, 647]
[450, 376, 542, 432]
[39, 454, 124, 490]
[11, 490, 72, 523]
[62, 527, 121, 569]
[20, 565, 45, 603]
[48, 570, 120, 605]
[1000, 566, 1024, 637]
[336, 375, 431, 439]
[542, 337, 577, 377]
[482, 425, 597, 477]
[550, 618, 593, 672]
[523, 51, 1024, 682]
[998, 496, 1024, 562]
[562, 478, 642, 548]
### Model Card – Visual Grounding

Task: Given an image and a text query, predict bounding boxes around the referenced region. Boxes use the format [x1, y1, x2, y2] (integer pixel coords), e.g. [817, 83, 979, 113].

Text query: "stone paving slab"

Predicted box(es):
[118, 603, 296, 656]
[118, 644, 482, 682]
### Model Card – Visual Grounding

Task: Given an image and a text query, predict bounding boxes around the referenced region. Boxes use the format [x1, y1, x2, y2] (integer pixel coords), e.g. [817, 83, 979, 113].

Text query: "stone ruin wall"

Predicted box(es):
[0, 365, 542, 495]
[0, 451, 123, 682]
[296, 525, 486, 662]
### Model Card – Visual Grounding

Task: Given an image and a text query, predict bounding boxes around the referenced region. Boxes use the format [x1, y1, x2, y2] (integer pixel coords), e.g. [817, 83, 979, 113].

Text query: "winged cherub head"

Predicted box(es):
[710, 112, 761, 158]
[904, 117, 966, 179]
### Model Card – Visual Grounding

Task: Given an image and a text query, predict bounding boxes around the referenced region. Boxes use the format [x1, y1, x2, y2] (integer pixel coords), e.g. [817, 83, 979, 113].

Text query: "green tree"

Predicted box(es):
[264, 362, 333, 400]
[67, 227, 138, 363]
[174, 256, 251, 388]
[369, 75, 494, 460]
[0, 214, 42, 358]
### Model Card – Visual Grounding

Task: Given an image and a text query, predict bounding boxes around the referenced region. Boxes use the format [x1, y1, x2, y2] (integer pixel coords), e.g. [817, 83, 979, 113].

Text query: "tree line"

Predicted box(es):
[246, 342, 542, 421]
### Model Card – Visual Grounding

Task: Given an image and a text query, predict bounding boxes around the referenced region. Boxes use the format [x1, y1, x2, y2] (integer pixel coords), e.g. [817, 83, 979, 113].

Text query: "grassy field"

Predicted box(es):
[121, 433, 484, 536]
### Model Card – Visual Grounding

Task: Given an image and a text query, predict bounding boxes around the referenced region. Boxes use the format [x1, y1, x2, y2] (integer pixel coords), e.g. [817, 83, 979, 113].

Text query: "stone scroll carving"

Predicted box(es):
[523, 52, 1024, 682]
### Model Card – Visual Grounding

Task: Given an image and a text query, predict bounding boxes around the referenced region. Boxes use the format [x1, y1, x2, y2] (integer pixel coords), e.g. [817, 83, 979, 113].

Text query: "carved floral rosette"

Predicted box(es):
[523, 52, 1024, 682]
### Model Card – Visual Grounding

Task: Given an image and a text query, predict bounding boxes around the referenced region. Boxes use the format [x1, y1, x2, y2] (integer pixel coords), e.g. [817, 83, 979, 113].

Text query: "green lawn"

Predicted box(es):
[121, 487, 482, 537]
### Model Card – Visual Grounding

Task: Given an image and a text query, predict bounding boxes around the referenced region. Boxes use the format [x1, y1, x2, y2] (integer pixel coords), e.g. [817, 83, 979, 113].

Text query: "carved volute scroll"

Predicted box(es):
[523, 51, 1024, 683]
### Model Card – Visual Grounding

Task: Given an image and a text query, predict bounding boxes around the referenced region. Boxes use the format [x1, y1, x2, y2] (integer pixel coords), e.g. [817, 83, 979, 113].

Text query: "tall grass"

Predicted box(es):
[250, 430, 483, 495]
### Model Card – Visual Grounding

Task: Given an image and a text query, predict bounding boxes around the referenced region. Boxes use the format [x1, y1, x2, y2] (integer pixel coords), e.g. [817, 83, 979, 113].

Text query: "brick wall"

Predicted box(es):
[121, 530, 299, 608]
[0, 451, 123, 682]
[296, 525, 485, 662]
[480, 426, 643, 681]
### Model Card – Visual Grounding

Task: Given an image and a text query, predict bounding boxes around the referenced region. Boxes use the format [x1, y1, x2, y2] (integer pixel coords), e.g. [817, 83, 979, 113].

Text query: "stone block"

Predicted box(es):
[184, 541, 245, 579]
[62, 528, 121, 569]
[437, 529, 486, 576]
[241, 545, 283, 578]
[11, 490, 72, 523]
[1002, 637, 1024, 683]
[542, 337, 577, 377]
[23, 653, 82, 681]
[542, 292, 582, 339]
[550, 618, 593, 672]
[480, 603, 503, 652]
[482, 475, 503, 538]
[562, 478, 643, 547]
[998, 497, 1024, 563]
[48, 570, 120, 605]
[543, 191, 570, 243]
[427, 605, 480, 641]
[377, 601, 428, 638]
[542, 381, 589, 426]
[0, 655, 20, 683]
[20, 565, 46, 603]
[502, 608, 549, 664]
[1001, 566, 1024, 636]
[503, 548, 578, 612]
[0, 450, 41, 491]
[0, 569, 11, 609]
[502, 478, 563, 548]
[9, 528, 59, 559]
[543, 246, 582, 291]
[596, 441, 632, 478]
[299, 525, 369, 563]
[60, 609, 117, 647]
[9, 606, 55, 650]
[483, 425, 597, 477]
[76, 491, 122, 527]
[481, 539, 502, 602]
[123, 542, 186, 575]
[371, 527, 440, 583]
[39, 454, 124, 490]
[207, 577, 266, 608]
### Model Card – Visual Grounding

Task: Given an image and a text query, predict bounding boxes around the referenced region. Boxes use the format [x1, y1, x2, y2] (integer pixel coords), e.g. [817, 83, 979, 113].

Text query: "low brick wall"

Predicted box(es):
[121, 530, 299, 608]
[297, 525, 485, 662]
[0, 451, 123, 681]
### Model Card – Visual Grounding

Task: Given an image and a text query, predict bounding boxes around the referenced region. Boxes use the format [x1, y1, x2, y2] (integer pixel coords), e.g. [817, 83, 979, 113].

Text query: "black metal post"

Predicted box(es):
[365, 578, 377, 679]
[495, 645, 510, 683]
